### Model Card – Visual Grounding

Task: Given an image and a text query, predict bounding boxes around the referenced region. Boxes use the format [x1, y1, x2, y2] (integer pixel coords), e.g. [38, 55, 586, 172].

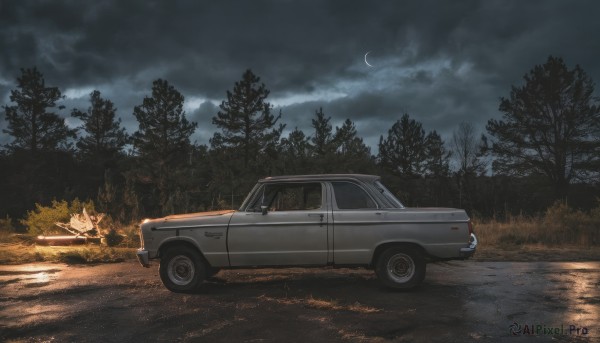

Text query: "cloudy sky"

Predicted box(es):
[1, 0, 599, 152]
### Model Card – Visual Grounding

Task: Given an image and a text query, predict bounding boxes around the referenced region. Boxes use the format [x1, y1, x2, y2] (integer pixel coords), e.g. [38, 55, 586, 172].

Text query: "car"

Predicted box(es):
[136, 174, 477, 292]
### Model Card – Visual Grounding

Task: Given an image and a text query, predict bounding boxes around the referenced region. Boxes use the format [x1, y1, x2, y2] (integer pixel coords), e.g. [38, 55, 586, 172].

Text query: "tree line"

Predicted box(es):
[1, 56, 599, 227]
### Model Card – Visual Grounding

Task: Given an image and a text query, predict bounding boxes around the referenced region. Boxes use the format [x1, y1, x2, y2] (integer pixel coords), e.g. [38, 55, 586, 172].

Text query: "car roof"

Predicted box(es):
[258, 174, 380, 183]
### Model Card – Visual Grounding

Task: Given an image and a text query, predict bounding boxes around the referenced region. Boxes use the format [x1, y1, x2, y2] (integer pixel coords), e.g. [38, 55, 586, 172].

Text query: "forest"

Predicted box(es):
[1, 56, 599, 231]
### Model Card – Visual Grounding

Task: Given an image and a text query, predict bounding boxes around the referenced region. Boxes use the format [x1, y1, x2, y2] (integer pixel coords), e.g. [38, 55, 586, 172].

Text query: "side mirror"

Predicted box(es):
[261, 205, 268, 215]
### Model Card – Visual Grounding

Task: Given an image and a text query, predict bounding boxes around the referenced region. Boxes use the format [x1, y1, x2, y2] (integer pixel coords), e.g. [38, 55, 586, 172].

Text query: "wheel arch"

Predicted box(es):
[158, 238, 211, 266]
[371, 241, 426, 267]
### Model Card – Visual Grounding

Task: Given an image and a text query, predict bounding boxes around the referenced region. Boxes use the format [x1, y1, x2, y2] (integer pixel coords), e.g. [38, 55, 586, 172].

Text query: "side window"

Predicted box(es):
[250, 183, 322, 211]
[332, 182, 377, 209]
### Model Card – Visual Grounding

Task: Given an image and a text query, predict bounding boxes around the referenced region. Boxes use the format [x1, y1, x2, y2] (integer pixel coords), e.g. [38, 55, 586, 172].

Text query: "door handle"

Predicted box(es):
[308, 213, 325, 226]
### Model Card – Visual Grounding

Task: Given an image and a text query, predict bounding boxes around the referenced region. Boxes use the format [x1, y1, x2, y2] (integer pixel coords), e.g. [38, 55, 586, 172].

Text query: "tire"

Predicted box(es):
[375, 246, 426, 290]
[159, 246, 207, 292]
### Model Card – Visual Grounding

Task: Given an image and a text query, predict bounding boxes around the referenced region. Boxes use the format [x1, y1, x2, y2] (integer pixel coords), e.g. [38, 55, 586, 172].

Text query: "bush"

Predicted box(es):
[22, 198, 96, 236]
[0, 215, 14, 233]
[0, 215, 15, 243]
[476, 201, 600, 248]
[120, 223, 141, 248]
[104, 229, 124, 247]
[22, 200, 69, 235]
[589, 203, 600, 245]
[543, 201, 597, 245]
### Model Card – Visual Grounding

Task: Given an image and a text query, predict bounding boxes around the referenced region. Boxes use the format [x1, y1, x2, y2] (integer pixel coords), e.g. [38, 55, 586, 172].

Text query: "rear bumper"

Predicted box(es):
[136, 249, 150, 268]
[459, 233, 478, 258]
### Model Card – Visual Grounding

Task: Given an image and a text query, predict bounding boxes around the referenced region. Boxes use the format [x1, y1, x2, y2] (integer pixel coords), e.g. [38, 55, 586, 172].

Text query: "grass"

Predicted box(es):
[472, 202, 600, 261]
[475, 202, 600, 248]
[0, 243, 137, 265]
[0, 219, 140, 265]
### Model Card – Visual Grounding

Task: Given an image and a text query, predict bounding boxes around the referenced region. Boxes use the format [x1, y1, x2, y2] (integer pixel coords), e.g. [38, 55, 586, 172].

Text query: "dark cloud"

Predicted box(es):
[1, 0, 599, 153]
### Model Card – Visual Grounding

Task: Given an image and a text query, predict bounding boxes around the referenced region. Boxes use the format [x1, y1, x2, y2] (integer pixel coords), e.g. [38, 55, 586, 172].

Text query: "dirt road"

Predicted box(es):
[0, 260, 598, 342]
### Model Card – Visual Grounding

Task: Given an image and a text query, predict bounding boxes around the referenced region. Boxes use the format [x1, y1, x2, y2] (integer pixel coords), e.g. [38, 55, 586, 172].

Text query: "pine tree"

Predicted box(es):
[310, 108, 336, 172]
[3, 67, 75, 152]
[279, 128, 312, 174]
[332, 119, 373, 173]
[2, 67, 77, 212]
[378, 113, 427, 177]
[425, 130, 451, 178]
[72, 90, 128, 162]
[211, 69, 284, 171]
[487, 56, 600, 199]
[311, 108, 334, 156]
[210, 69, 284, 206]
[424, 130, 452, 206]
[132, 79, 197, 215]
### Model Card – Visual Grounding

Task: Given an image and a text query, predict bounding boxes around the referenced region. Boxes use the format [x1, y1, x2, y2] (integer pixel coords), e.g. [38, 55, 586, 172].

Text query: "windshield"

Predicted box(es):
[239, 183, 261, 211]
[373, 180, 404, 208]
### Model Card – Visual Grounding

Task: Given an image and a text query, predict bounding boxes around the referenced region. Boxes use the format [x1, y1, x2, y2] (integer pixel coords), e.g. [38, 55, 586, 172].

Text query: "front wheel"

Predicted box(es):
[375, 246, 426, 290]
[159, 246, 207, 292]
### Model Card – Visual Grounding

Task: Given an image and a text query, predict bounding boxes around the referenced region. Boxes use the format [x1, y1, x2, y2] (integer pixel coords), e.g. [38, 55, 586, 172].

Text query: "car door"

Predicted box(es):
[227, 182, 329, 266]
[330, 181, 383, 265]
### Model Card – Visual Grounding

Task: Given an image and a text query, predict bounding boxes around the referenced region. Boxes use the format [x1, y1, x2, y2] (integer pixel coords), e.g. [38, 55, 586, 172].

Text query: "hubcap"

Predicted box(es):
[168, 255, 195, 285]
[387, 253, 415, 283]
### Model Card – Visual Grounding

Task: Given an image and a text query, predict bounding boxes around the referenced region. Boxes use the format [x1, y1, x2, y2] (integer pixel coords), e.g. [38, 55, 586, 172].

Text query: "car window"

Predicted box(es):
[250, 183, 322, 211]
[373, 180, 404, 208]
[332, 182, 377, 209]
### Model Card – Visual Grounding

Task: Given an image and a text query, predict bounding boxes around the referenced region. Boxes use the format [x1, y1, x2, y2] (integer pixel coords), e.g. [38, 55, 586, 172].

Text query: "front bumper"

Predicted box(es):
[459, 233, 478, 258]
[136, 249, 150, 268]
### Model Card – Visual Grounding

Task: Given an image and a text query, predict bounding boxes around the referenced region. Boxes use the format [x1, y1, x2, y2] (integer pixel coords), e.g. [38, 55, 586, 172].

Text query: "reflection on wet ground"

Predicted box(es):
[0, 267, 62, 288]
[439, 261, 600, 341]
[0, 261, 598, 342]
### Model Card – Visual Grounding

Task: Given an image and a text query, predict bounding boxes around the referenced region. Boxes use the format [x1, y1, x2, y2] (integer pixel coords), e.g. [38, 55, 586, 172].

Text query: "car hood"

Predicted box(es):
[142, 210, 235, 229]
[163, 210, 235, 220]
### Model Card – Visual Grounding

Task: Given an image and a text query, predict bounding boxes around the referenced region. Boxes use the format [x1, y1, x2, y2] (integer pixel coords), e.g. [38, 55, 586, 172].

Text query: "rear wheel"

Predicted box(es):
[375, 246, 425, 290]
[159, 246, 207, 292]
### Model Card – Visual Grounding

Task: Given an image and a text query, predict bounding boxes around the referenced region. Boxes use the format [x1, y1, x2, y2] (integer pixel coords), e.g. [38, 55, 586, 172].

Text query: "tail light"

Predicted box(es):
[468, 220, 474, 235]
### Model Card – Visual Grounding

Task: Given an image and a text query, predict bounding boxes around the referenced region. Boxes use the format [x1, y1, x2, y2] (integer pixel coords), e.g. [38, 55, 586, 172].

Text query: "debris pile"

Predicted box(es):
[54, 208, 105, 237]
[36, 208, 106, 245]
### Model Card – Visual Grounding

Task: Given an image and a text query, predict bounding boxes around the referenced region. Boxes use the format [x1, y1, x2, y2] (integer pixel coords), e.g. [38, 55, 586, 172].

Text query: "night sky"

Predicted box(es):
[1, 0, 599, 152]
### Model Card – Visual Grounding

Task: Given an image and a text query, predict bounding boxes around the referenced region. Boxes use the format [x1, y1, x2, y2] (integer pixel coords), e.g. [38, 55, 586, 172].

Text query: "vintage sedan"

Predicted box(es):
[137, 174, 477, 292]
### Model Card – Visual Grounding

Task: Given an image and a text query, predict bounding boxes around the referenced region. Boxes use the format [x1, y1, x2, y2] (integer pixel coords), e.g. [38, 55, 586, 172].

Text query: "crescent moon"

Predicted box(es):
[364, 51, 373, 67]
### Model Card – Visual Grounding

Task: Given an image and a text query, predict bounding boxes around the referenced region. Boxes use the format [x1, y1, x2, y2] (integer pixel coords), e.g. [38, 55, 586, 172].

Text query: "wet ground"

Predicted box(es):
[0, 260, 598, 342]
